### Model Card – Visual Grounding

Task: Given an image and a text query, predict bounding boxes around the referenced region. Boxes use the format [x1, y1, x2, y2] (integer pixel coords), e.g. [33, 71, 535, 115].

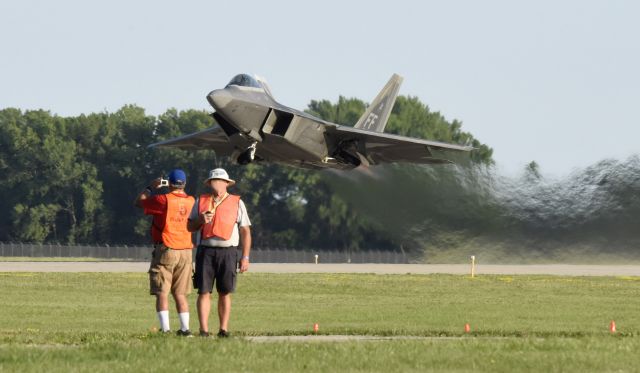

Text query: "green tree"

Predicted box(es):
[524, 161, 542, 183]
[0, 109, 104, 243]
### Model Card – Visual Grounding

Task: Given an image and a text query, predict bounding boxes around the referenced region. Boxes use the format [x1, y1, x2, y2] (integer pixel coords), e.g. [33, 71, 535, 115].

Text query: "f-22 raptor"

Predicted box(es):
[150, 74, 473, 170]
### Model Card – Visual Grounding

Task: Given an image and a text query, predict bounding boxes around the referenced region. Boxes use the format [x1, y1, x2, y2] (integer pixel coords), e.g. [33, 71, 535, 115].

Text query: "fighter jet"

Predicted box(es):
[149, 73, 473, 170]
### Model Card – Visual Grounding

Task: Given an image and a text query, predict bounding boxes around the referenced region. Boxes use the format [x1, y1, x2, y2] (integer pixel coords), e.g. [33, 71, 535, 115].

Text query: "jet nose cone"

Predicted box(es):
[207, 89, 232, 110]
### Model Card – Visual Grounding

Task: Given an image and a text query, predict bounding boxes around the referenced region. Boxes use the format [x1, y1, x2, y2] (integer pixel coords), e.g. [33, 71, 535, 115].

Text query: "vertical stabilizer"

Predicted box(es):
[353, 74, 403, 132]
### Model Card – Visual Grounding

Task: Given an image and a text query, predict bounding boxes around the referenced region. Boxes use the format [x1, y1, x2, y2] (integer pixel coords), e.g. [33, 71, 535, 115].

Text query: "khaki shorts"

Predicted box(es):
[148, 245, 193, 295]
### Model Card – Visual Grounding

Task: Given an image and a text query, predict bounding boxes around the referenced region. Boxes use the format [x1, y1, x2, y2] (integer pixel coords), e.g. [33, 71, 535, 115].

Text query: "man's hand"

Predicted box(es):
[135, 178, 162, 207]
[150, 178, 162, 189]
[200, 211, 213, 224]
[188, 211, 212, 232]
[239, 258, 249, 273]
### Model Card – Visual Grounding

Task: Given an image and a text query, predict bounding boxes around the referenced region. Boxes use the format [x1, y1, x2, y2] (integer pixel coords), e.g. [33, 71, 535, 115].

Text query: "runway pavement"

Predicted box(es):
[1, 262, 640, 276]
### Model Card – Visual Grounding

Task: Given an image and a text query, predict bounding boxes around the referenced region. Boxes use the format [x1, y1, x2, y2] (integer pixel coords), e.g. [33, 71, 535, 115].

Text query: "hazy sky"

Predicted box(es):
[1, 0, 638, 176]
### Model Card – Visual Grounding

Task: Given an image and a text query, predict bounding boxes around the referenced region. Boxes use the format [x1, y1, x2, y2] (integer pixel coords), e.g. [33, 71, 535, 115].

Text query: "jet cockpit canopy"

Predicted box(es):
[226, 74, 262, 89]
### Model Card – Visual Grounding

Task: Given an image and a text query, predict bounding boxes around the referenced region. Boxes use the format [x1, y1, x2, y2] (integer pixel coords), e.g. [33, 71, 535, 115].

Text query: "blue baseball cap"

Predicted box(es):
[168, 169, 186, 185]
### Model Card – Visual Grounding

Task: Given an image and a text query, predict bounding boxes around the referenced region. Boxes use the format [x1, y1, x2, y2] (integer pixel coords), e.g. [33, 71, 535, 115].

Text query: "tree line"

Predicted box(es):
[0, 96, 492, 250]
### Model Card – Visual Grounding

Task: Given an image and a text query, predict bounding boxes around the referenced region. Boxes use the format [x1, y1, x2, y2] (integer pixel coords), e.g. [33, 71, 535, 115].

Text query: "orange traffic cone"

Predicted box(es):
[609, 320, 616, 333]
[464, 323, 471, 333]
[313, 323, 319, 333]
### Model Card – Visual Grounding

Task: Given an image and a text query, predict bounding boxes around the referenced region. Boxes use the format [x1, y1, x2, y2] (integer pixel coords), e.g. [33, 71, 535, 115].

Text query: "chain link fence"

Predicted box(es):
[0, 242, 409, 263]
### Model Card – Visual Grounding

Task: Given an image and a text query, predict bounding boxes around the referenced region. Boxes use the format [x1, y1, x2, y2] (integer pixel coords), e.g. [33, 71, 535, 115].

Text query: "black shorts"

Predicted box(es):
[194, 246, 239, 294]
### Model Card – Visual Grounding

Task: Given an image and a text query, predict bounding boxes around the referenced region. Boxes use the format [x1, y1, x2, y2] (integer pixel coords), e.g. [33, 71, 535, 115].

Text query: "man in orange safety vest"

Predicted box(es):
[135, 169, 195, 336]
[187, 168, 252, 338]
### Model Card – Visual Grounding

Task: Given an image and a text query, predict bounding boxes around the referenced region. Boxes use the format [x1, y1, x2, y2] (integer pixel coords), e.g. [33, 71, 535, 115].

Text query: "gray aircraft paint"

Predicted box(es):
[354, 74, 403, 133]
[149, 74, 472, 170]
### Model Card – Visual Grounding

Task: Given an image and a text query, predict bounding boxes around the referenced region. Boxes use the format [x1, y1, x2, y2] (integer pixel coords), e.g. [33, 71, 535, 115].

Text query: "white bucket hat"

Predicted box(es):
[204, 168, 236, 186]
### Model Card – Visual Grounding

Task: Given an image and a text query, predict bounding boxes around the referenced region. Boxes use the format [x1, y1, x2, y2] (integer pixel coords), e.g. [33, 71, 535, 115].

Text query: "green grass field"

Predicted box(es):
[1, 272, 639, 372]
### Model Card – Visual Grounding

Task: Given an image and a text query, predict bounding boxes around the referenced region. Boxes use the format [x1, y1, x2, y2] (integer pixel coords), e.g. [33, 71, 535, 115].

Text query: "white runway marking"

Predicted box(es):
[1, 262, 640, 276]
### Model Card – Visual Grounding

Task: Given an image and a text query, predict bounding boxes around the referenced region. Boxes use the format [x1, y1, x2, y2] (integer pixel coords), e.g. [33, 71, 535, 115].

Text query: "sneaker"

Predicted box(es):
[199, 330, 210, 337]
[217, 329, 230, 338]
[177, 329, 193, 337]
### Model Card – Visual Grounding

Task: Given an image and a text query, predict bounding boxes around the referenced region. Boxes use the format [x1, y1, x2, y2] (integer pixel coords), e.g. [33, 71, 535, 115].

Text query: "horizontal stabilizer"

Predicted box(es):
[326, 124, 472, 166]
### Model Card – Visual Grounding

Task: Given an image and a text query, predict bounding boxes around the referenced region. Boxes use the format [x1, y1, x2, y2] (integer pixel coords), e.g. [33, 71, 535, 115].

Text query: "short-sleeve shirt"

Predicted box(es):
[142, 194, 168, 243]
[142, 192, 193, 243]
[188, 196, 251, 247]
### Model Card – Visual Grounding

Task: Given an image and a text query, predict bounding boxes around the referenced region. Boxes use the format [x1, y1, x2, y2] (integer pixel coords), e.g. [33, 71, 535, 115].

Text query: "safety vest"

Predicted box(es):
[198, 193, 240, 241]
[162, 192, 195, 249]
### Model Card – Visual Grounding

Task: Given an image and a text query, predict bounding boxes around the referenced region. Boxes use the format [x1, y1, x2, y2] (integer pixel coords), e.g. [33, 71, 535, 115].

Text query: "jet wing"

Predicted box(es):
[147, 126, 235, 155]
[326, 125, 473, 165]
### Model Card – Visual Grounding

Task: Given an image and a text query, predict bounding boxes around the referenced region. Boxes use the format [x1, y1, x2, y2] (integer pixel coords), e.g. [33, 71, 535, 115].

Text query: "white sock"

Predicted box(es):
[179, 312, 190, 331]
[157, 310, 170, 332]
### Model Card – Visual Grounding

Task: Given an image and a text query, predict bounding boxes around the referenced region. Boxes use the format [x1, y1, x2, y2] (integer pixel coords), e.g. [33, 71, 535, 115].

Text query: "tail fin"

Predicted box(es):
[354, 73, 403, 132]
